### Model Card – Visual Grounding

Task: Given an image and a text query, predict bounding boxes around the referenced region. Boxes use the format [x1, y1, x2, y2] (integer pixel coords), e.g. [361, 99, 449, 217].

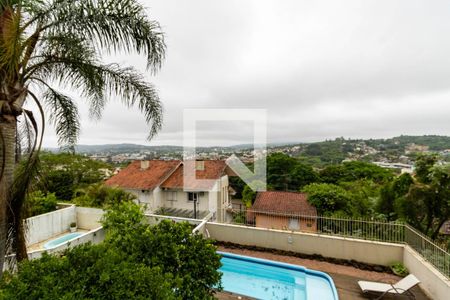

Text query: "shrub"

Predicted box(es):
[27, 191, 58, 217]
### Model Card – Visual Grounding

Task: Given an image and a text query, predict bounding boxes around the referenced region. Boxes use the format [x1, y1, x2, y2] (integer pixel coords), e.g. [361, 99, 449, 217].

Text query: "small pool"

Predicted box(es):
[44, 232, 83, 249]
[219, 252, 339, 300]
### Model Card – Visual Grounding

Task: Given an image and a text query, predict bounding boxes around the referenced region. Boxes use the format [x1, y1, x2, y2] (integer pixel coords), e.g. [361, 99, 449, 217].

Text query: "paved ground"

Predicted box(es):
[216, 247, 430, 300]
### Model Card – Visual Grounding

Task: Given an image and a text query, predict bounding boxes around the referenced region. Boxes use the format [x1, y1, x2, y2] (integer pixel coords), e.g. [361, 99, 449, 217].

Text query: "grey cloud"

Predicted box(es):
[38, 0, 450, 147]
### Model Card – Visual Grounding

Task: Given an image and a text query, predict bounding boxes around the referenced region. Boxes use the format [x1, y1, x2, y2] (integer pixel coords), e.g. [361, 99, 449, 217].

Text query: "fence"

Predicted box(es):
[226, 208, 450, 278]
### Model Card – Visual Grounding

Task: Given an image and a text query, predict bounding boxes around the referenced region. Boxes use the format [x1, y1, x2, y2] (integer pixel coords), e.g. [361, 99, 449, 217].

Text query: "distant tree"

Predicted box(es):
[340, 179, 380, 217]
[290, 164, 319, 190]
[413, 154, 438, 184]
[301, 183, 351, 215]
[396, 160, 450, 239]
[267, 153, 320, 191]
[45, 170, 75, 201]
[242, 185, 256, 207]
[26, 191, 58, 217]
[228, 176, 246, 199]
[305, 143, 323, 156]
[320, 161, 393, 184]
[72, 183, 136, 208]
[376, 173, 414, 221]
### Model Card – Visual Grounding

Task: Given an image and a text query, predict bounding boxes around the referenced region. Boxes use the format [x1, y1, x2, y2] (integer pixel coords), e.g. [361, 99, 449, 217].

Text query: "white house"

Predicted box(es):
[105, 160, 232, 221]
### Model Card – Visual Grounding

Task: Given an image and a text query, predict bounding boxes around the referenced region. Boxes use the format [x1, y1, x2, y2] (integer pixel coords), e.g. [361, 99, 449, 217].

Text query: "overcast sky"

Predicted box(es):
[40, 0, 450, 147]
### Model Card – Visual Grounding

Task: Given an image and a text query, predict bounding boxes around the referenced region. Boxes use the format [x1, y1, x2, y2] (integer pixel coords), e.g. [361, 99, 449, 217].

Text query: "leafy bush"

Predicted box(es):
[72, 183, 136, 208]
[0, 245, 176, 300]
[390, 262, 409, 277]
[27, 191, 58, 217]
[1, 202, 222, 299]
[102, 202, 223, 299]
[302, 183, 351, 215]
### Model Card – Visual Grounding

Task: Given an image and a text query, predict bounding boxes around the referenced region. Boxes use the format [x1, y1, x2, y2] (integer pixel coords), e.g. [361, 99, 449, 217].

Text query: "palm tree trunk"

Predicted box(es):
[0, 119, 16, 276]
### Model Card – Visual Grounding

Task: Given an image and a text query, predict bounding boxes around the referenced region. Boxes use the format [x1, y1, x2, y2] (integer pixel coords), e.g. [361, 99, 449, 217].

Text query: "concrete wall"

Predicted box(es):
[403, 246, 450, 300]
[26, 206, 76, 246]
[255, 215, 317, 232]
[27, 227, 105, 260]
[76, 207, 104, 229]
[206, 222, 404, 266]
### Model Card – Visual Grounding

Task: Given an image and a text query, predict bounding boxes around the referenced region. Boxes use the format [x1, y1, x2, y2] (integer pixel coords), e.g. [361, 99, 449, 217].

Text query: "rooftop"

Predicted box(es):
[252, 191, 317, 215]
[104, 160, 180, 190]
[161, 160, 228, 190]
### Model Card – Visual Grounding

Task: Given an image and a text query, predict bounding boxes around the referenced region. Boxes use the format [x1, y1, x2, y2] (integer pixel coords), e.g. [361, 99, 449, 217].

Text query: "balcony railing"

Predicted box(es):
[224, 208, 450, 278]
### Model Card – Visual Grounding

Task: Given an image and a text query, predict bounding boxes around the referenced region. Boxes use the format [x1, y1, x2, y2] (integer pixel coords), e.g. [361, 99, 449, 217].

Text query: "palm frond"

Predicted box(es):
[42, 87, 80, 148]
[30, 0, 165, 71]
[97, 64, 163, 139]
[0, 5, 24, 79]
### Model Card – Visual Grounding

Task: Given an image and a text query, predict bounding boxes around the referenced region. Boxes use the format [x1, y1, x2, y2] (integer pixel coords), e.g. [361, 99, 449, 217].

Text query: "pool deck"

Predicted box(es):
[27, 229, 89, 251]
[216, 246, 430, 300]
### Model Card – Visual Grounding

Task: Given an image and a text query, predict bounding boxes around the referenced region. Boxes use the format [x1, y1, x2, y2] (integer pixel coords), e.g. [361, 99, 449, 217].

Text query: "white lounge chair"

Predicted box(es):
[358, 274, 420, 299]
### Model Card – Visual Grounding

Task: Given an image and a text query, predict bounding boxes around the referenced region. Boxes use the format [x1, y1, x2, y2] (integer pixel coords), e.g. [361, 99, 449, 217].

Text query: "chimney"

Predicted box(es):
[140, 160, 150, 170]
[195, 160, 204, 171]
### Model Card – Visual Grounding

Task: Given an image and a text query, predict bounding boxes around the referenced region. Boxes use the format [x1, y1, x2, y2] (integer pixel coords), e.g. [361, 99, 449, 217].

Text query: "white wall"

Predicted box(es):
[126, 188, 155, 211]
[206, 222, 404, 266]
[403, 246, 450, 300]
[26, 206, 76, 246]
[76, 207, 104, 229]
[161, 190, 209, 211]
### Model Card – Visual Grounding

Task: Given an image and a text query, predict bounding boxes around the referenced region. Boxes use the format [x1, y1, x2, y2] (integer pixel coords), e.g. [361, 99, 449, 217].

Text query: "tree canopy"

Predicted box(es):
[1, 202, 223, 299]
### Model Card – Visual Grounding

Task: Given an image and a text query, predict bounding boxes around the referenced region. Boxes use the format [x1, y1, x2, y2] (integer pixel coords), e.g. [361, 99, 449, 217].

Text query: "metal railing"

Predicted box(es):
[224, 208, 450, 278]
[405, 224, 450, 278]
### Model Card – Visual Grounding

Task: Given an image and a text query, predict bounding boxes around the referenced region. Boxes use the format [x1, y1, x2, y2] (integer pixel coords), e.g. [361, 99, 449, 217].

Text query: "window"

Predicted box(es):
[167, 191, 177, 201]
[288, 218, 299, 230]
[187, 192, 199, 202]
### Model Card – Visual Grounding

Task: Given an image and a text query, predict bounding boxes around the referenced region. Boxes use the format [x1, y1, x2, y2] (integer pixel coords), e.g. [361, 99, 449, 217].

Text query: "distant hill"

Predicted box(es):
[43, 135, 450, 156]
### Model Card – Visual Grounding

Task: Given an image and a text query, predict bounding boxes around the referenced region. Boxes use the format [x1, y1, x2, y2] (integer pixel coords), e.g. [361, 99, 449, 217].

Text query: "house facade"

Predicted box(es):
[105, 160, 231, 221]
[249, 191, 317, 232]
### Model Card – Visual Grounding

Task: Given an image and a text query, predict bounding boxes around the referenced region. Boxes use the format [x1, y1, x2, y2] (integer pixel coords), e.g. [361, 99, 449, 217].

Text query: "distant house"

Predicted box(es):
[105, 160, 231, 221]
[249, 191, 317, 232]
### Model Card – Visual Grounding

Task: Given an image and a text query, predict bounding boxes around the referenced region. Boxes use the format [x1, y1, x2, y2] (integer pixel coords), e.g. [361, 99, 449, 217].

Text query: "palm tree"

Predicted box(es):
[0, 0, 165, 273]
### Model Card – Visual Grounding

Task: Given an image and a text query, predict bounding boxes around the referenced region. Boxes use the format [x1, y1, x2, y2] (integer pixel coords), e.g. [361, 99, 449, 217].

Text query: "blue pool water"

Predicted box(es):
[219, 252, 339, 300]
[44, 232, 83, 249]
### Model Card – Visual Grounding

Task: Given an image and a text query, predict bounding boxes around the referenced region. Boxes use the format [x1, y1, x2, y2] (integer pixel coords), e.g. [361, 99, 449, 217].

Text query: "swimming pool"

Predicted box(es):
[219, 252, 339, 300]
[44, 232, 83, 249]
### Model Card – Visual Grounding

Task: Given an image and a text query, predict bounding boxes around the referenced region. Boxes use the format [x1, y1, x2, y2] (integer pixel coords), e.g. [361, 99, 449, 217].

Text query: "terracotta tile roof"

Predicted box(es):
[251, 191, 317, 215]
[161, 160, 227, 190]
[104, 160, 180, 190]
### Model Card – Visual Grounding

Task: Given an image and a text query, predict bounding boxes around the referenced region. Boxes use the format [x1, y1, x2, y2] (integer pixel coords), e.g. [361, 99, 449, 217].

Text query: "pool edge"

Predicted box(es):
[218, 251, 339, 300]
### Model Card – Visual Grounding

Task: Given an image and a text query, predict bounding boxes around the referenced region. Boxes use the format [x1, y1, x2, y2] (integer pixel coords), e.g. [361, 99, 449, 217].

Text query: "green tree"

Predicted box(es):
[320, 161, 393, 184]
[376, 173, 413, 220]
[2, 202, 223, 299]
[102, 202, 223, 299]
[242, 185, 256, 207]
[45, 169, 74, 200]
[0, 0, 165, 270]
[301, 183, 351, 215]
[0, 245, 176, 300]
[340, 179, 380, 217]
[397, 161, 450, 239]
[26, 191, 57, 217]
[72, 183, 136, 208]
[267, 153, 319, 191]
